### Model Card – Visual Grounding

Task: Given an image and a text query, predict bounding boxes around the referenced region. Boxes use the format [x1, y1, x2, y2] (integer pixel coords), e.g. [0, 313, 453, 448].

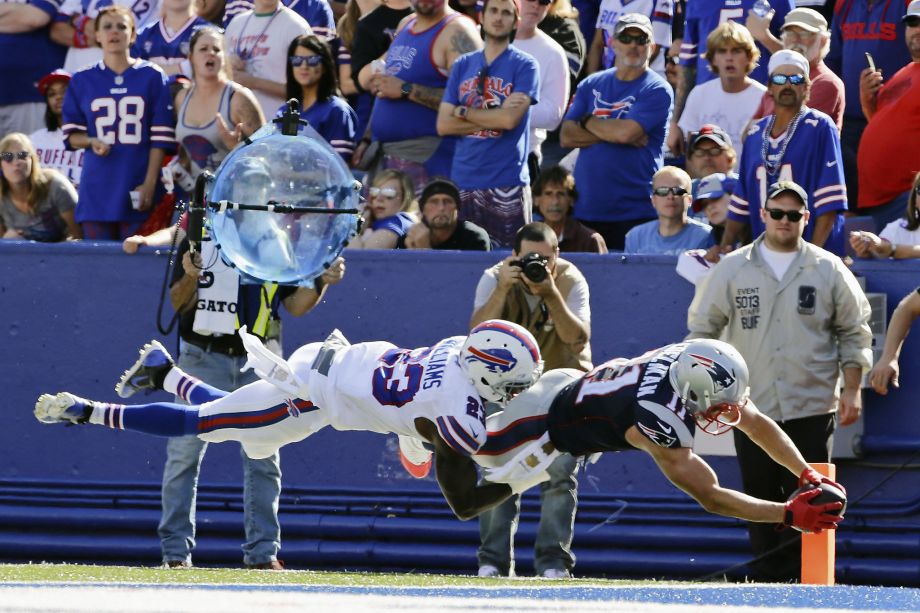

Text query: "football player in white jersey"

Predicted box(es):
[469, 339, 847, 534]
[34, 320, 544, 519]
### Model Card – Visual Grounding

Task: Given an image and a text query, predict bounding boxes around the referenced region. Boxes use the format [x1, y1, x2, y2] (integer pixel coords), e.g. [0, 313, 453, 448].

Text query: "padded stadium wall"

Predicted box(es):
[1, 243, 918, 584]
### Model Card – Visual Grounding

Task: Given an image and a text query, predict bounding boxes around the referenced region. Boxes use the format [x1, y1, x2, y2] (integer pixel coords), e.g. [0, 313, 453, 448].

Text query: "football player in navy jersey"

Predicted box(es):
[61, 4, 176, 240]
[473, 339, 847, 535]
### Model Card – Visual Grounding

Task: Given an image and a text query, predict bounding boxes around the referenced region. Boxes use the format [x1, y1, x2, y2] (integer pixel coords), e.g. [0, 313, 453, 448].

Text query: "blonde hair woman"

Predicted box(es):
[0, 133, 81, 241]
[350, 169, 417, 249]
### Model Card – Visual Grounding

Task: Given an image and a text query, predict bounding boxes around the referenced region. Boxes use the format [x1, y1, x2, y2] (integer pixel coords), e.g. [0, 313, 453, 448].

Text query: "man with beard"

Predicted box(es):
[717, 50, 848, 257]
[856, 0, 920, 233]
[400, 177, 491, 250]
[750, 8, 845, 131]
[358, 0, 481, 189]
[437, 0, 540, 249]
[688, 180, 871, 582]
[559, 13, 672, 251]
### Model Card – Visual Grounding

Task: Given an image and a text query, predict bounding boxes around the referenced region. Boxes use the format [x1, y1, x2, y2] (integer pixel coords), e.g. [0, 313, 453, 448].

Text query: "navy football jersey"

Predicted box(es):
[62, 60, 176, 222]
[547, 343, 697, 455]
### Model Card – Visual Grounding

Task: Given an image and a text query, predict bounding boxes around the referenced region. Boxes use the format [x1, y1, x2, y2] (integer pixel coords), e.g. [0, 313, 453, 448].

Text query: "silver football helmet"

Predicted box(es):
[668, 339, 749, 435]
[460, 320, 544, 406]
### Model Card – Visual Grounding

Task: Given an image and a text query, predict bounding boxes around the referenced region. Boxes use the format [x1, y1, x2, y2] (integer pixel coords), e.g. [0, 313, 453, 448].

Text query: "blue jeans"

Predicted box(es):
[158, 341, 282, 566]
[477, 453, 579, 575]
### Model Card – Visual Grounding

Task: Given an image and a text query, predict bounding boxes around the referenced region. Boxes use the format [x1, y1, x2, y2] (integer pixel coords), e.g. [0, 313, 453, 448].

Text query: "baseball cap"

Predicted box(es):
[420, 177, 460, 208]
[614, 13, 654, 39]
[689, 124, 733, 152]
[904, 0, 920, 20]
[692, 172, 738, 212]
[782, 8, 828, 32]
[36, 69, 71, 96]
[768, 49, 810, 76]
[767, 180, 808, 207]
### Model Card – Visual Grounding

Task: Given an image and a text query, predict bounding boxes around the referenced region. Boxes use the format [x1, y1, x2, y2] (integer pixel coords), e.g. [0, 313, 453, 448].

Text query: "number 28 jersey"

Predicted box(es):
[62, 60, 175, 222]
[547, 342, 698, 455]
[301, 336, 488, 457]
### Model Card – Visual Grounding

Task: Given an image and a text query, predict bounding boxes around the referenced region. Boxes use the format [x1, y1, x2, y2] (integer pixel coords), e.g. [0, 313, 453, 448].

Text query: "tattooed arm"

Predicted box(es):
[443, 18, 483, 68]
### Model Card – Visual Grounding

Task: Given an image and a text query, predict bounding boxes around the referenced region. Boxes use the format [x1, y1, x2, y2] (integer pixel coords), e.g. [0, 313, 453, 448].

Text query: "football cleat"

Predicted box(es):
[398, 435, 433, 479]
[116, 340, 174, 399]
[34, 392, 94, 425]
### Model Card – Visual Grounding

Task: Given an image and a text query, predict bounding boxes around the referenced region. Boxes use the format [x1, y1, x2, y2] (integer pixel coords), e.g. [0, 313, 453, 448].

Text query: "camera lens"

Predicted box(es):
[523, 260, 547, 283]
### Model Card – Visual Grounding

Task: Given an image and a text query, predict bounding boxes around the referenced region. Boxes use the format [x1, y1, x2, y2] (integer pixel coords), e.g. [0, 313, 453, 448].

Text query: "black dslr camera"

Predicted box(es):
[512, 252, 549, 283]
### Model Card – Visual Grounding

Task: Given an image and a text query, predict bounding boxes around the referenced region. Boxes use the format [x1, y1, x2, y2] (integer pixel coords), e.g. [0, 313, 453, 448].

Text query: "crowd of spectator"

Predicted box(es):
[3, 0, 920, 582]
[2, 0, 919, 256]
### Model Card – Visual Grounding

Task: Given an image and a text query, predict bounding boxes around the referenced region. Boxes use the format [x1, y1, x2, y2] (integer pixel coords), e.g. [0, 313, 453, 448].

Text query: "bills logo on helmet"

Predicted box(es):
[464, 346, 517, 374]
[688, 353, 736, 392]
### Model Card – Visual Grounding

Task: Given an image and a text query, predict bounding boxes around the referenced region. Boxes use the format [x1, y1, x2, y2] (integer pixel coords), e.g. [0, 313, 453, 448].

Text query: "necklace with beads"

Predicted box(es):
[760, 107, 805, 178]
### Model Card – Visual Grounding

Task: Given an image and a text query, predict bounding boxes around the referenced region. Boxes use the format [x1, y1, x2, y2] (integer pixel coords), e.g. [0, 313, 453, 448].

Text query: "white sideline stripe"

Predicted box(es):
[0, 585, 902, 613]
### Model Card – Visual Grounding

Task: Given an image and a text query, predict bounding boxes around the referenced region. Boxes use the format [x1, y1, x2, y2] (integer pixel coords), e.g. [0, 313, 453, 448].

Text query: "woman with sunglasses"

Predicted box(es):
[282, 34, 358, 162]
[349, 168, 417, 249]
[0, 133, 81, 242]
[849, 171, 920, 260]
[61, 5, 176, 240]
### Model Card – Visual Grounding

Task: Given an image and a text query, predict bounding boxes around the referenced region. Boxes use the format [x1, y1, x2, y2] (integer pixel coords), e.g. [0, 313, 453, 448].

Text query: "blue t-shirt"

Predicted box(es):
[132, 17, 211, 69]
[826, 0, 912, 120]
[371, 211, 415, 238]
[276, 97, 358, 162]
[286, 0, 336, 39]
[0, 0, 66, 105]
[444, 46, 540, 189]
[62, 60, 176, 222]
[730, 107, 847, 255]
[680, 0, 794, 85]
[564, 68, 672, 222]
[624, 217, 714, 255]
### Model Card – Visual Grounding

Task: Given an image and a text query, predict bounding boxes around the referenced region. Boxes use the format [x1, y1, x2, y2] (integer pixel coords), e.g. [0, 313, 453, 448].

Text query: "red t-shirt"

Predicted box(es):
[858, 62, 920, 208]
[751, 61, 845, 131]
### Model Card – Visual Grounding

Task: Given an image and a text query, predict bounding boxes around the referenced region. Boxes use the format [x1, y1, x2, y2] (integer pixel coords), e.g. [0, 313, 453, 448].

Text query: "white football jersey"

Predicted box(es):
[293, 336, 488, 457]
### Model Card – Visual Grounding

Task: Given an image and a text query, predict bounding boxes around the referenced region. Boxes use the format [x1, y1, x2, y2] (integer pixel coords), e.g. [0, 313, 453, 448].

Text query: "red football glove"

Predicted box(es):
[799, 466, 847, 496]
[784, 488, 844, 533]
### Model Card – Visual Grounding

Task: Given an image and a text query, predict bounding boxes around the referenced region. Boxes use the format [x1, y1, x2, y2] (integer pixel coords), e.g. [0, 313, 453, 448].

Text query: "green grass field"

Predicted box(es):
[0, 563, 628, 586]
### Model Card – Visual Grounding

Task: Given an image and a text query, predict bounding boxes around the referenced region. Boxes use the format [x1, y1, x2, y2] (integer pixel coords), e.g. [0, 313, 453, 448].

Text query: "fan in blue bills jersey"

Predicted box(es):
[680, 0, 794, 85]
[726, 51, 848, 256]
[277, 34, 357, 162]
[470, 339, 848, 535]
[131, 0, 211, 76]
[61, 5, 176, 239]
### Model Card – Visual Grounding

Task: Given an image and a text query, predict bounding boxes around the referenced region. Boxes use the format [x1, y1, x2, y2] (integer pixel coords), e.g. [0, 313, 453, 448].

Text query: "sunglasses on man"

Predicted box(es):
[0, 151, 29, 163]
[652, 186, 689, 197]
[616, 32, 650, 46]
[764, 207, 805, 222]
[769, 73, 806, 86]
[905, 16, 920, 28]
[289, 55, 323, 67]
[370, 186, 398, 198]
[526, 0, 553, 5]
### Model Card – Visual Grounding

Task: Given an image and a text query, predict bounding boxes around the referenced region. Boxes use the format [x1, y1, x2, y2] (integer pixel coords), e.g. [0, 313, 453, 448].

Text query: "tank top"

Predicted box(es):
[176, 83, 236, 178]
[371, 13, 461, 143]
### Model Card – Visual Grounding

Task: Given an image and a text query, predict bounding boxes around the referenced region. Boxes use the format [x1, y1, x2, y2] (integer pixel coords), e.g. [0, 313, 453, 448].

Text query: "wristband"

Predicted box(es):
[454, 105, 469, 120]
[889, 242, 897, 258]
[579, 114, 592, 130]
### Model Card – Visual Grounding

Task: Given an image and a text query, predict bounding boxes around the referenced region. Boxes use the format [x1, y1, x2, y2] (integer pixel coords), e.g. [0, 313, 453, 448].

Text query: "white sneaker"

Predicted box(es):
[478, 564, 500, 578]
[34, 392, 93, 425]
[541, 568, 571, 579]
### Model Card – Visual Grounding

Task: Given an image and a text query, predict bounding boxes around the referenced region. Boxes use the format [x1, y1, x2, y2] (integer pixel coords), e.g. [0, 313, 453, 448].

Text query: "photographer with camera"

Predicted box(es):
[469, 221, 591, 578]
